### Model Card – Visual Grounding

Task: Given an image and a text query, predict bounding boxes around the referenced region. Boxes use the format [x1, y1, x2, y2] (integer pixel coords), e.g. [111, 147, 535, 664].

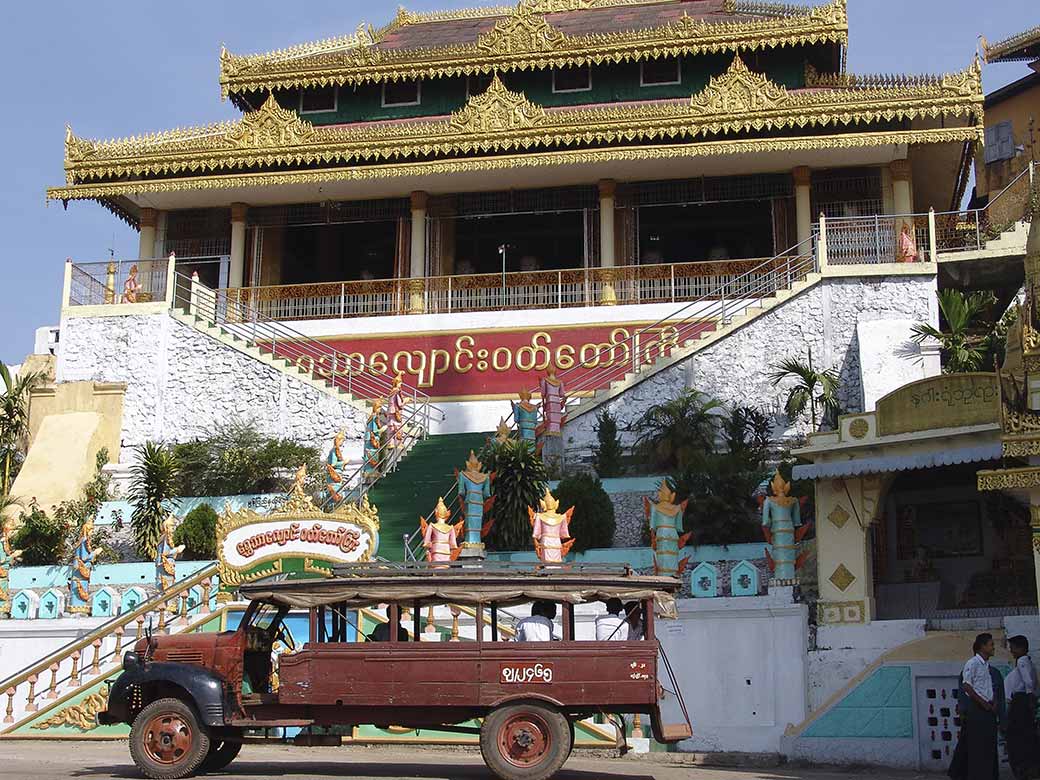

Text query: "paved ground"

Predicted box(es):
[0, 742, 939, 780]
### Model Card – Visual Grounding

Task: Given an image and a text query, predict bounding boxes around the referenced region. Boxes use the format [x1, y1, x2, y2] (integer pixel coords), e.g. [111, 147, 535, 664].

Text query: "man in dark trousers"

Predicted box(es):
[1004, 635, 1038, 780]
[949, 633, 1005, 780]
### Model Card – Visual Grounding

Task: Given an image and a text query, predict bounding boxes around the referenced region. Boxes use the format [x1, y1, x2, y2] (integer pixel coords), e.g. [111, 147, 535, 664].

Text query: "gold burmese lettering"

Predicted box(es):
[295, 355, 314, 375]
[454, 336, 475, 374]
[370, 351, 389, 374]
[315, 355, 334, 379]
[516, 332, 552, 372]
[492, 347, 513, 372]
[405, 349, 451, 388]
[555, 343, 576, 370]
[608, 328, 632, 366]
[392, 349, 418, 377]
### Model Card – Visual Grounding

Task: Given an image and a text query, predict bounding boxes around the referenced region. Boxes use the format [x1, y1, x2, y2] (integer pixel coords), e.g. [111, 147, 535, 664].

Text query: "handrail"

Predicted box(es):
[0, 563, 219, 695]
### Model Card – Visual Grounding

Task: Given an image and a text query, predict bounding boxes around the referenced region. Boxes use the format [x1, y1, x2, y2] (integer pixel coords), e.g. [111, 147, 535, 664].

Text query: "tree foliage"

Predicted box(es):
[0, 360, 43, 497]
[767, 347, 840, 430]
[910, 289, 1002, 374]
[629, 389, 724, 473]
[130, 442, 179, 560]
[552, 473, 615, 553]
[478, 438, 548, 552]
[174, 504, 218, 561]
[172, 421, 321, 497]
[591, 410, 624, 478]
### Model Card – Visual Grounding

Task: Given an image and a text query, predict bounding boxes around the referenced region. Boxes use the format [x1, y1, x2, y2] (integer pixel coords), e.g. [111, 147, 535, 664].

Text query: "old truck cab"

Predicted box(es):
[99, 564, 691, 780]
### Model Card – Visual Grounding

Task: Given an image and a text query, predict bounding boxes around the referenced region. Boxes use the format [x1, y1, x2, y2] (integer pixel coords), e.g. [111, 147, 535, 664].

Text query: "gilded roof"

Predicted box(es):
[984, 25, 1040, 64]
[219, 0, 848, 97]
[51, 56, 982, 202]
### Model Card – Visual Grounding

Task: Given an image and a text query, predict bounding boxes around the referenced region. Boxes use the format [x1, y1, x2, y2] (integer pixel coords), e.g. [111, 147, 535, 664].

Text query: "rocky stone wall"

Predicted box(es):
[57, 313, 365, 462]
[564, 273, 937, 463]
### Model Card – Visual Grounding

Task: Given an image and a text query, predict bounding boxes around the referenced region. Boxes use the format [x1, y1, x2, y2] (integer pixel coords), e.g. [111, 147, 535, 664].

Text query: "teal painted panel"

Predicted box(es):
[12, 560, 214, 589]
[804, 666, 913, 739]
[690, 563, 717, 598]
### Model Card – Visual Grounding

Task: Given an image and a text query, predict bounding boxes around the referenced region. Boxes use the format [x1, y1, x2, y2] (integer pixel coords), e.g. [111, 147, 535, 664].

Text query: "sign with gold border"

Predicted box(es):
[216, 483, 380, 600]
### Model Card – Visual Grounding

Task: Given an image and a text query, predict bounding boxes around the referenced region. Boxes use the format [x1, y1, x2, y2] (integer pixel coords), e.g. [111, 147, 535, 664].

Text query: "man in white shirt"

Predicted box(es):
[1005, 635, 1039, 779]
[595, 599, 629, 641]
[515, 601, 556, 642]
[949, 633, 1000, 780]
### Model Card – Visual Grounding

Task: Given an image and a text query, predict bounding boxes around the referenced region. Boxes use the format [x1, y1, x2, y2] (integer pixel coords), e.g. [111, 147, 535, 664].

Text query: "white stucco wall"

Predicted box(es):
[56, 313, 365, 461]
[564, 273, 938, 463]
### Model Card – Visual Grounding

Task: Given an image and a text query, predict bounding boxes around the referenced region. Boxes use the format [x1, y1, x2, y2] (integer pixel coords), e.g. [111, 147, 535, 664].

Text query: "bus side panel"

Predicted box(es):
[390, 645, 482, 706]
[478, 641, 659, 710]
[278, 646, 395, 706]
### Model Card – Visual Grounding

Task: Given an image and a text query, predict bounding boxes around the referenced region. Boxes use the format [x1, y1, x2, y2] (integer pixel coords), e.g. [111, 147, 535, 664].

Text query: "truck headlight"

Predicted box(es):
[122, 652, 140, 670]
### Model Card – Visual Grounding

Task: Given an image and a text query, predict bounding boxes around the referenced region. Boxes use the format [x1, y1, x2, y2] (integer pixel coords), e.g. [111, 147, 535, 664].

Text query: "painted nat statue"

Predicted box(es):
[456, 450, 495, 557]
[420, 497, 462, 567]
[322, 429, 351, 505]
[155, 514, 186, 591]
[0, 513, 24, 618]
[69, 517, 99, 615]
[529, 488, 575, 565]
[761, 470, 811, 583]
[644, 479, 692, 578]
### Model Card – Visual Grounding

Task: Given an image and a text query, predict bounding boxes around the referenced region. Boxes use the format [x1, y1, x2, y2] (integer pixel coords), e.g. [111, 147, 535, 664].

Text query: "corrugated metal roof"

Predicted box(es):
[792, 443, 1002, 481]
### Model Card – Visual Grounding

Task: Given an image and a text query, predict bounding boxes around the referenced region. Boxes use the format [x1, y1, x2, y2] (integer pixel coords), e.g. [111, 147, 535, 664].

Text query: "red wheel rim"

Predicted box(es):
[142, 713, 193, 765]
[497, 712, 552, 768]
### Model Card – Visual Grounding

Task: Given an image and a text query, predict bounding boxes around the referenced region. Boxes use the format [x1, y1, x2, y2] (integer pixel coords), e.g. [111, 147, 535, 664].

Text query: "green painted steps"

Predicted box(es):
[369, 432, 490, 560]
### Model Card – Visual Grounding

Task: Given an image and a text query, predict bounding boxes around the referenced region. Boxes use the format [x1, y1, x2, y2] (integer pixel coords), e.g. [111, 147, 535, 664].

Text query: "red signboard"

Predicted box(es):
[500, 662, 555, 684]
[268, 321, 714, 399]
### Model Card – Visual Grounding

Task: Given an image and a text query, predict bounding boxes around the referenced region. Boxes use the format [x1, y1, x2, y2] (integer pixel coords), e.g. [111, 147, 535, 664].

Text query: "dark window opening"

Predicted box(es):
[467, 73, 494, 97]
[281, 221, 398, 285]
[552, 65, 591, 93]
[453, 212, 585, 276]
[637, 201, 775, 265]
[383, 79, 421, 106]
[300, 86, 337, 113]
[641, 58, 681, 86]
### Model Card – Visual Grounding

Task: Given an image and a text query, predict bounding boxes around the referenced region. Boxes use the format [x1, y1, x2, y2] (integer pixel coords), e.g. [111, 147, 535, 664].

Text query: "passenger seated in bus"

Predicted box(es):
[514, 600, 557, 642]
[595, 598, 629, 641]
[624, 601, 644, 640]
[369, 606, 409, 642]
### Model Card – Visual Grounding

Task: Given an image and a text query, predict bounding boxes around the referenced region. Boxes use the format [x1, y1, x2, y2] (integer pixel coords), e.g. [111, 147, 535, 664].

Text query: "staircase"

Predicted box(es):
[367, 432, 490, 560]
[0, 565, 219, 736]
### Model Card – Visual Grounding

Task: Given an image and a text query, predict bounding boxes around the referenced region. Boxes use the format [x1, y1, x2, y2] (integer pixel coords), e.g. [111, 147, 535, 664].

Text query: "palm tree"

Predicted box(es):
[768, 347, 840, 430]
[910, 289, 997, 374]
[129, 442, 180, 559]
[0, 361, 43, 497]
[630, 389, 724, 472]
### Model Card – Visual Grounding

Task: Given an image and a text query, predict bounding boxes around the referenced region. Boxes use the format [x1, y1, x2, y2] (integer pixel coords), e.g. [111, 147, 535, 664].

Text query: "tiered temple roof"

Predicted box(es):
[219, 0, 848, 98]
[984, 24, 1040, 65]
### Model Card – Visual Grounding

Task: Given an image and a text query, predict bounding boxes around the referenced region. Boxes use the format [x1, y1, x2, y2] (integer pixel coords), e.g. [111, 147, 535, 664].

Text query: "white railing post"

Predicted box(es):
[165, 253, 177, 305]
[1030, 160, 1035, 189]
[557, 271, 563, 308]
[817, 214, 828, 270]
[189, 272, 201, 316]
[448, 276, 453, 314]
[339, 283, 345, 319]
[61, 258, 73, 309]
[928, 207, 938, 263]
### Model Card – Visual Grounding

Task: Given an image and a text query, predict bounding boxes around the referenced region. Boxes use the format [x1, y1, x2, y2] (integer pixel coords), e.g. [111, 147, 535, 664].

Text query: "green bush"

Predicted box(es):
[11, 500, 72, 566]
[552, 473, 615, 553]
[478, 438, 548, 552]
[130, 442, 179, 560]
[592, 410, 624, 478]
[174, 504, 218, 560]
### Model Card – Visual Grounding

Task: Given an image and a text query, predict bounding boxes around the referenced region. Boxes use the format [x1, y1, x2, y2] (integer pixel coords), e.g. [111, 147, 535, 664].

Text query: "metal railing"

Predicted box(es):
[226, 258, 787, 322]
[65, 255, 227, 307]
[172, 272, 442, 508]
[0, 565, 219, 734]
[821, 162, 1035, 265]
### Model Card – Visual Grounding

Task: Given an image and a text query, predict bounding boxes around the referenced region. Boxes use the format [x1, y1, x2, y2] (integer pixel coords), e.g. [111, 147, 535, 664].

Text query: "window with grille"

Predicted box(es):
[640, 58, 682, 87]
[984, 121, 1016, 164]
[300, 86, 337, 114]
[382, 80, 421, 107]
[552, 65, 591, 93]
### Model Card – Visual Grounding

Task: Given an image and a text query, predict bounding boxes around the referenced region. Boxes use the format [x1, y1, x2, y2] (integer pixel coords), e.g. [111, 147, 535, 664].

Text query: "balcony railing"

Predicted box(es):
[64, 255, 228, 308]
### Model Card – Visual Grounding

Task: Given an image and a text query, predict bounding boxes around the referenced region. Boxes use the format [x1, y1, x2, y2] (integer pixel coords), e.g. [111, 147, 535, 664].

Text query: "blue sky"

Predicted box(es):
[0, 0, 1034, 363]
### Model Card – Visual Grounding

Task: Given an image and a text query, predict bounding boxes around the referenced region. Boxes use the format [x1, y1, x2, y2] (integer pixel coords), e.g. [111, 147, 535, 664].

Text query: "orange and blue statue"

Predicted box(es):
[322, 429, 351, 505]
[69, 517, 98, 615]
[529, 488, 575, 564]
[456, 451, 495, 554]
[644, 479, 692, 578]
[363, 398, 387, 480]
[420, 497, 462, 567]
[512, 388, 539, 445]
[0, 514, 24, 618]
[761, 470, 811, 583]
[155, 514, 186, 591]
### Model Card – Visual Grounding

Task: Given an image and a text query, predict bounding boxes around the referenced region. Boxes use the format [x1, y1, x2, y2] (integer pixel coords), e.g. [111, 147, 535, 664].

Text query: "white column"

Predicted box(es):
[1031, 499, 1040, 610]
[409, 191, 428, 314]
[598, 179, 617, 305]
[138, 208, 158, 260]
[891, 159, 913, 218]
[229, 203, 248, 290]
[793, 166, 812, 247]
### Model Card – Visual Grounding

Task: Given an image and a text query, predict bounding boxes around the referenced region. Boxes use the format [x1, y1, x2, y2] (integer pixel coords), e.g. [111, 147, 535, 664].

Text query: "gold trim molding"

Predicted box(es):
[61, 60, 982, 187]
[978, 466, 1040, 492]
[49, 125, 982, 203]
[219, 0, 848, 96]
[30, 688, 108, 732]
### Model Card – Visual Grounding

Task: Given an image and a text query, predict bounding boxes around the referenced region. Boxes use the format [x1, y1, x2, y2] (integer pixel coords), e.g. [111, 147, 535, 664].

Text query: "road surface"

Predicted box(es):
[0, 742, 938, 780]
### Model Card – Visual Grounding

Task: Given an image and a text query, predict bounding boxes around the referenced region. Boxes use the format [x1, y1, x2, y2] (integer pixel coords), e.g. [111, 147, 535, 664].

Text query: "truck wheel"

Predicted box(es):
[129, 697, 211, 780]
[481, 702, 572, 780]
[198, 738, 242, 773]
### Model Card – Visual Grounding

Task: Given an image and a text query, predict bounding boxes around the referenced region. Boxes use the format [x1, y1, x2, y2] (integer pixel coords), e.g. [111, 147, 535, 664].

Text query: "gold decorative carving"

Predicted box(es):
[978, 466, 1040, 492]
[848, 418, 869, 439]
[828, 563, 856, 592]
[224, 94, 316, 149]
[805, 55, 982, 97]
[827, 505, 850, 530]
[817, 599, 865, 625]
[1030, 505, 1040, 529]
[876, 373, 999, 436]
[1002, 438, 1040, 458]
[691, 56, 788, 114]
[450, 75, 547, 132]
[31, 688, 108, 731]
[984, 24, 1040, 63]
[219, 0, 849, 96]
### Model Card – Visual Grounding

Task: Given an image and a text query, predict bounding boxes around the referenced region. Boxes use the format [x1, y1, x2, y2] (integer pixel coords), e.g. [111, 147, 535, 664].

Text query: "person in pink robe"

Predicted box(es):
[897, 223, 918, 263]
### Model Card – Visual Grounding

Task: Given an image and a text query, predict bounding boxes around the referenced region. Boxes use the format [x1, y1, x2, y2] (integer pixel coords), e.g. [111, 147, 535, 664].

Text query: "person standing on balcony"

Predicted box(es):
[949, 633, 1004, 780]
[121, 264, 141, 303]
[898, 222, 919, 263]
